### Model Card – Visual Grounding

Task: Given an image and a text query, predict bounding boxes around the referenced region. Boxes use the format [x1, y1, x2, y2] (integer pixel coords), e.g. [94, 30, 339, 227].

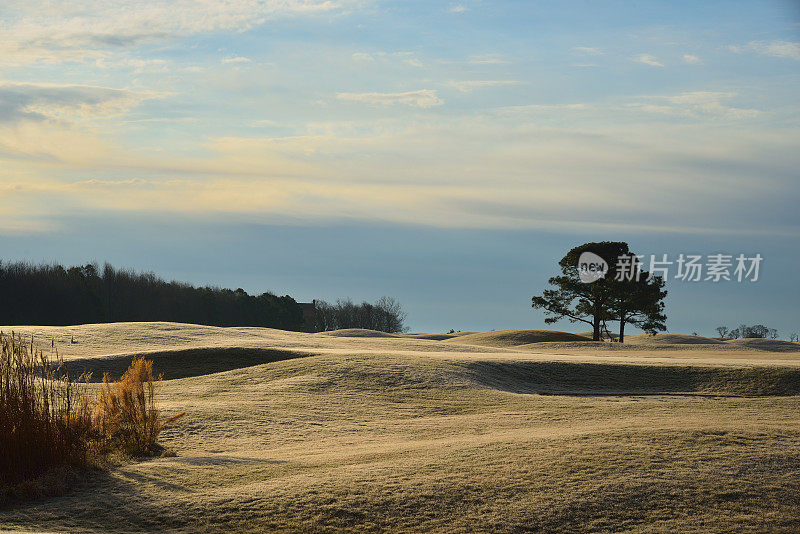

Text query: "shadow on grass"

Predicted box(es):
[463, 360, 800, 396]
[0, 465, 199, 532]
[63, 347, 311, 382]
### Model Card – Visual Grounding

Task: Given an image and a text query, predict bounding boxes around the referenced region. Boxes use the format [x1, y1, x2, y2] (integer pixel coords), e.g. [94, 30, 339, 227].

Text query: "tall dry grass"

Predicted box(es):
[0, 332, 182, 491]
[95, 358, 183, 456]
[0, 333, 93, 486]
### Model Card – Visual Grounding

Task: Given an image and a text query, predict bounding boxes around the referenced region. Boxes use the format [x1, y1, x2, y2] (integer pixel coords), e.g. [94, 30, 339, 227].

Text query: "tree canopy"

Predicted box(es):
[531, 242, 667, 342]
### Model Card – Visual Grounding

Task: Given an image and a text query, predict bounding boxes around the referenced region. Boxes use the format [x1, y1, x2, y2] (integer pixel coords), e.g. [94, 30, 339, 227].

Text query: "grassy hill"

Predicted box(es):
[625, 333, 725, 345]
[725, 338, 800, 352]
[445, 329, 591, 348]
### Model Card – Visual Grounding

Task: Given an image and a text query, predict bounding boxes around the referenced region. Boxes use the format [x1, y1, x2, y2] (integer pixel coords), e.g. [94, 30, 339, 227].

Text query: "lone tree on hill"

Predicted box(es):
[607, 268, 667, 343]
[531, 242, 628, 341]
[531, 241, 667, 342]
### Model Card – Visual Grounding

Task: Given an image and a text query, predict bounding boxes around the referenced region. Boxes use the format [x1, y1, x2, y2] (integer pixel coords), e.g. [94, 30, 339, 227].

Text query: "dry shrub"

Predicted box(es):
[0, 333, 182, 492]
[95, 357, 170, 456]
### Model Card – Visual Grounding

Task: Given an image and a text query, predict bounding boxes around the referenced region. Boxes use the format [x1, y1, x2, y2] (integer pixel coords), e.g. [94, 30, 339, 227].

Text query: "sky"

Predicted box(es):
[0, 0, 798, 336]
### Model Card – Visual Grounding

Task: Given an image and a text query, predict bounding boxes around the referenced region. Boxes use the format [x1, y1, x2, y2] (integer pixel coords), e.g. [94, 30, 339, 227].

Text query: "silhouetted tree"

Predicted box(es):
[532, 242, 667, 342]
[532, 242, 630, 341]
[720, 324, 776, 340]
[769, 328, 779, 339]
[608, 271, 667, 343]
[745, 324, 770, 338]
[311, 297, 408, 333]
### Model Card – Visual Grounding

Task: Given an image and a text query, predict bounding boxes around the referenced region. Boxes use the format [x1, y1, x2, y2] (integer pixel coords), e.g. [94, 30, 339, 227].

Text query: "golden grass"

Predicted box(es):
[574, 332, 727, 344]
[321, 329, 400, 338]
[5, 350, 800, 532]
[2, 323, 800, 532]
[624, 333, 725, 345]
[445, 329, 591, 347]
[725, 338, 800, 352]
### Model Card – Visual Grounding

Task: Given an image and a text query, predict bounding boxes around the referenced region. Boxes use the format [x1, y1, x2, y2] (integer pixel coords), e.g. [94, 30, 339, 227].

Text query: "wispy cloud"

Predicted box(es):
[446, 80, 522, 93]
[121, 117, 197, 124]
[682, 54, 702, 64]
[631, 54, 664, 67]
[495, 103, 590, 114]
[0, 81, 161, 123]
[630, 91, 759, 120]
[352, 52, 377, 62]
[0, 0, 358, 65]
[448, 4, 468, 13]
[352, 51, 423, 67]
[467, 54, 510, 65]
[250, 119, 280, 127]
[572, 46, 603, 56]
[728, 40, 800, 61]
[221, 56, 252, 64]
[336, 90, 443, 108]
[3, 111, 795, 235]
[94, 57, 170, 72]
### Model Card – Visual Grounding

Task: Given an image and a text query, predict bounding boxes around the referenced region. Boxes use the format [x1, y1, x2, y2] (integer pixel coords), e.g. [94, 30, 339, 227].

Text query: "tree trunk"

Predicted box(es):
[592, 318, 600, 341]
[619, 318, 625, 344]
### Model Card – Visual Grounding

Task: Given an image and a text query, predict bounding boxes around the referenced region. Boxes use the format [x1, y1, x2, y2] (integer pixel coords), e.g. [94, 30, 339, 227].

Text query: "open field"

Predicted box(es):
[2, 323, 800, 532]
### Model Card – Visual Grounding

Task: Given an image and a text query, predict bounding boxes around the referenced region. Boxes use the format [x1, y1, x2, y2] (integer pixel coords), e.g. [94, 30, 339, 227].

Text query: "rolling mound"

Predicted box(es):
[399, 333, 458, 340]
[624, 333, 724, 345]
[57, 341, 800, 394]
[0, 321, 304, 359]
[399, 332, 477, 340]
[445, 329, 591, 348]
[319, 328, 400, 338]
[222, 355, 800, 397]
[573, 332, 726, 345]
[725, 338, 800, 352]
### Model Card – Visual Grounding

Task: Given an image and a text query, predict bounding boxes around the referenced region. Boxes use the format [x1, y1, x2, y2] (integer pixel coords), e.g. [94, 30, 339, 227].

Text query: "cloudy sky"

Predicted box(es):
[1, 0, 798, 335]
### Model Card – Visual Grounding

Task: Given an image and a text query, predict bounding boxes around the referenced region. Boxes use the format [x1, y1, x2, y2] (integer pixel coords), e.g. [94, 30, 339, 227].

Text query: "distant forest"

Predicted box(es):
[0, 261, 305, 330]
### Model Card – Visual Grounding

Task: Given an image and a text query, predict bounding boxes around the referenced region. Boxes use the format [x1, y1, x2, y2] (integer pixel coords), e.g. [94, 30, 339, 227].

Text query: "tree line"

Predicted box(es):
[0, 260, 411, 333]
[716, 325, 779, 340]
[311, 297, 408, 333]
[0, 261, 304, 329]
